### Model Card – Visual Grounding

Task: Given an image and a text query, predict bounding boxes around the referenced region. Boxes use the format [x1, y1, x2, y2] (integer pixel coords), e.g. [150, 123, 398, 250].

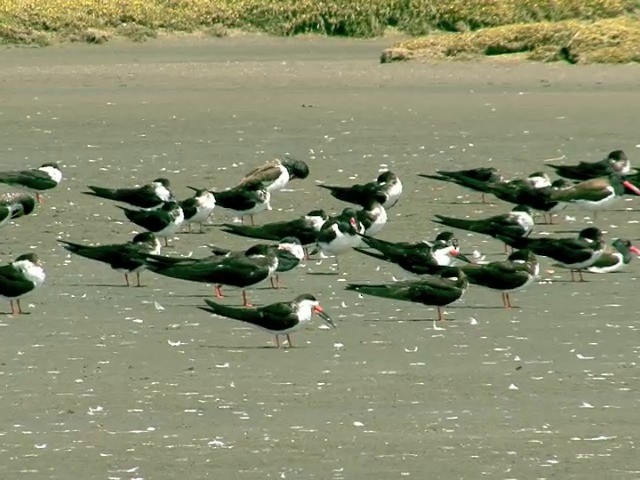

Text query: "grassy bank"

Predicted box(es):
[1, 0, 639, 64]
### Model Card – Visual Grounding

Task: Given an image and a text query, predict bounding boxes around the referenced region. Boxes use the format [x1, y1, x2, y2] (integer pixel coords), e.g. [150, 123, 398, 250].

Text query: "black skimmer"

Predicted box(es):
[346, 267, 468, 321]
[547, 150, 631, 181]
[355, 194, 388, 237]
[117, 201, 184, 247]
[142, 243, 278, 306]
[238, 155, 310, 192]
[198, 293, 334, 348]
[0, 253, 46, 315]
[354, 235, 469, 275]
[220, 209, 328, 248]
[0, 192, 37, 221]
[208, 237, 304, 289]
[586, 238, 640, 273]
[497, 226, 605, 282]
[316, 208, 363, 259]
[318, 170, 403, 209]
[212, 180, 271, 226]
[548, 171, 640, 217]
[0, 163, 62, 204]
[433, 205, 534, 252]
[460, 249, 539, 308]
[419, 166, 503, 203]
[84, 178, 173, 209]
[180, 188, 216, 233]
[58, 232, 161, 287]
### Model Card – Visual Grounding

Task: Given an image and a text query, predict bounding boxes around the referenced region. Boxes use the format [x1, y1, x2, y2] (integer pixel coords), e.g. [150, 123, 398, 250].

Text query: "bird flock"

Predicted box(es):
[1, 149, 639, 347]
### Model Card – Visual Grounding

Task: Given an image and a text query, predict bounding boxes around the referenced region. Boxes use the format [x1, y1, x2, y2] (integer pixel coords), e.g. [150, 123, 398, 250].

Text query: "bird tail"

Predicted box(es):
[359, 235, 395, 255]
[317, 184, 359, 204]
[200, 299, 257, 322]
[432, 215, 476, 232]
[221, 224, 271, 240]
[345, 283, 395, 300]
[84, 185, 120, 201]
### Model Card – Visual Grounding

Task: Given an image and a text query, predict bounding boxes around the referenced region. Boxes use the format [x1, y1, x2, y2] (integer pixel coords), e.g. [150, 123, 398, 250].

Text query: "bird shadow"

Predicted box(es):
[364, 318, 452, 322]
[306, 272, 341, 276]
[455, 305, 514, 310]
[64, 283, 131, 288]
[199, 344, 300, 350]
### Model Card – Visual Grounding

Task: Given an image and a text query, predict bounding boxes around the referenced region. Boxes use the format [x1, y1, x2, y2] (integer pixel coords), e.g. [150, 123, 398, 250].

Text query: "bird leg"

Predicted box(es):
[36, 193, 43, 204]
[136, 272, 142, 287]
[124, 273, 130, 287]
[437, 306, 443, 322]
[250, 215, 255, 226]
[502, 292, 513, 309]
[570, 269, 576, 282]
[286, 334, 293, 348]
[274, 335, 280, 348]
[578, 269, 585, 282]
[164, 237, 170, 247]
[199, 223, 205, 234]
[187, 223, 192, 233]
[10, 300, 17, 315]
[481, 193, 486, 204]
[215, 285, 224, 298]
[242, 290, 253, 307]
[269, 275, 282, 289]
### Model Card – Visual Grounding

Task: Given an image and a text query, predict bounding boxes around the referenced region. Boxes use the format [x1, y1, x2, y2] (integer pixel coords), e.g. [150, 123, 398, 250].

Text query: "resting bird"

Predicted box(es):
[318, 170, 403, 209]
[346, 267, 468, 322]
[497, 227, 605, 282]
[117, 201, 184, 246]
[547, 150, 631, 181]
[180, 188, 216, 233]
[238, 155, 310, 192]
[586, 238, 640, 274]
[58, 232, 161, 287]
[460, 249, 539, 308]
[84, 178, 173, 208]
[0, 192, 37, 222]
[0, 163, 62, 203]
[198, 293, 334, 348]
[212, 180, 271, 226]
[0, 253, 46, 315]
[141, 244, 278, 306]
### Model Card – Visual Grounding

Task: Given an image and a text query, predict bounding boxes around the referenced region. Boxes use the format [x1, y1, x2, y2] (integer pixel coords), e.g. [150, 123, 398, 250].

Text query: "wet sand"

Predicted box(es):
[1, 36, 640, 479]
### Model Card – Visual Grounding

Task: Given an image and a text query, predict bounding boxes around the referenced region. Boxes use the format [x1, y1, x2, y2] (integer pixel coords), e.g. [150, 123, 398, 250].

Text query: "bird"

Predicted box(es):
[318, 170, 403, 209]
[548, 171, 640, 217]
[0, 163, 62, 204]
[346, 267, 468, 322]
[238, 155, 310, 192]
[58, 232, 161, 287]
[459, 249, 539, 308]
[84, 178, 173, 208]
[419, 166, 503, 203]
[586, 238, 640, 273]
[141, 243, 278, 306]
[0, 253, 46, 315]
[497, 227, 605, 282]
[220, 209, 328, 248]
[212, 180, 271, 226]
[198, 293, 334, 348]
[208, 237, 305, 289]
[547, 150, 631, 181]
[0, 192, 37, 221]
[434, 204, 534, 240]
[117, 201, 184, 247]
[315, 208, 363, 258]
[180, 187, 216, 233]
[355, 194, 388, 237]
[354, 235, 469, 276]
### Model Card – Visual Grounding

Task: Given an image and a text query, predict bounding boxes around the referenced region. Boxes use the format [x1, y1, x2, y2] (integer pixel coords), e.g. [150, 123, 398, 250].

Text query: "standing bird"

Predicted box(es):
[212, 180, 271, 226]
[142, 244, 278, 306]
[84, 178, 173, 208]
[548, 171, 640, 217]
[318, 170, 403, 209]
[58, 232, 161, 287]
[316, 208, 362, 259]
[354, 235, 469, 275]
[460, 249, 539, 308]
[221, 209, 328, 248]
[586, 238, 640, 273]
[547, 150, 631, 181]
[180, 188, 216, 233]
[355, 194, 388, 237]
[497, 227, 605, 282]
[238, 155, 310, 192]
[0, 163, 62, 204]
[0, 253, 46, 315]
[346, 267, 468, 322]
[198, 293, 334, 348]
[0, 192, 37, 221]
[118, 201, 184, 247]
[433, 205, 534, 240]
